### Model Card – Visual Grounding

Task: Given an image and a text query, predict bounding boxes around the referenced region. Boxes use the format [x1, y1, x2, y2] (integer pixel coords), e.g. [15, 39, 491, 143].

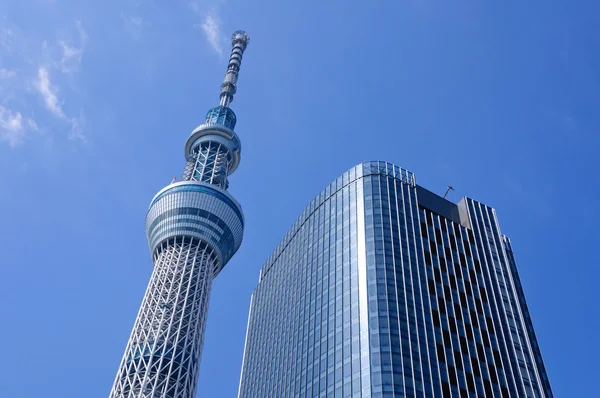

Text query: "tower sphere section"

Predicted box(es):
[146, 180, 244, 275]
[232, 30, 250, 49]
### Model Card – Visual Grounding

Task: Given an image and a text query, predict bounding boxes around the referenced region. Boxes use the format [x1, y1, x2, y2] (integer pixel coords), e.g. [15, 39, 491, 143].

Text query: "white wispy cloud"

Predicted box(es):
[0, 18, 87, 147]
[0, 68, 16, 79]
[199, 14, 223, 56]
[120, 13, 152, 41]
[69, 110, 85, 141]
[0, 106, 37, 147]
[1, 28, 14, 53]
[35, 67, 66, 118]
[190, 2, 225, 57]
[130, 16, 143, 26]
[59, 20, 87, 73]
[34, 67, 85, 141]
[60, 41, 83, 72]
[189, 1, 202, 14]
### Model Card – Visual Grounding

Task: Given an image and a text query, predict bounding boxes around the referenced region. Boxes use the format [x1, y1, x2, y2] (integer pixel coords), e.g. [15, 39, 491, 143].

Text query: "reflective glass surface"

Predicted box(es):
[238, 162, 552, 398]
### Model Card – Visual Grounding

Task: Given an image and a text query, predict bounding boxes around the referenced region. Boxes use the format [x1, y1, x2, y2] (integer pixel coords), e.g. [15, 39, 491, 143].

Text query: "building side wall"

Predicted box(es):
[502, 237, 553, 397]
[462, 199, 553, 397]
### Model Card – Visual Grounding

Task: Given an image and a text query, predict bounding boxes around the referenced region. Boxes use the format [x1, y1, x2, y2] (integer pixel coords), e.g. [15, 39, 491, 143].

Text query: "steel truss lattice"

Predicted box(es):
[182, 141, 231, 189]
[109, 237, 217, 398]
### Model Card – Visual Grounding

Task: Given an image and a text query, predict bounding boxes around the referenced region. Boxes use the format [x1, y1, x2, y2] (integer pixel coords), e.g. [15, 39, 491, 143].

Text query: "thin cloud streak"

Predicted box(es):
[0, 18, 87, 145]
[200, 15, 223, 56]
[0, 105, 37, 147]
[60, 41, 83, 72]
[130, 17, 143, 26]
[120, 14, 151, 41]
[189, 1, 226, 57]
[0, 68, 16, 79]
[34, 67, 85, 141]
[69, 110, 85, 141]
[60, 20, 87, 73]
[1, 27, 14, 52]
[35, 67, 66, 118]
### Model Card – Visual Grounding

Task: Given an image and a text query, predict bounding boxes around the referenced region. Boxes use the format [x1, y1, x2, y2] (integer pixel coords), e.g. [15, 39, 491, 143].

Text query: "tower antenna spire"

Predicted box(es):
[219, 30, 250, 107]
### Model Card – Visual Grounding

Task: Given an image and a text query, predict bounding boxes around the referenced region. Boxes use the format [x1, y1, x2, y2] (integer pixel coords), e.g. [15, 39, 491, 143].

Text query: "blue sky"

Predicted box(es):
[0, 0, 598, 396]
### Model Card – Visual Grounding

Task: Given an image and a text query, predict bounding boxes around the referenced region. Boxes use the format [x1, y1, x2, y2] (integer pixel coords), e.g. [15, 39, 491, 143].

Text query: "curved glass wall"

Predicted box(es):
[238, 161, 552, 398]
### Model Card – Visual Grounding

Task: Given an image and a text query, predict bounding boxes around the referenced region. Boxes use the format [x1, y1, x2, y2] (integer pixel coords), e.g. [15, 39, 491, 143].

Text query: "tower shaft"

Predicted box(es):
[108, 31, 249, 398]
[109, 238, 216, 398]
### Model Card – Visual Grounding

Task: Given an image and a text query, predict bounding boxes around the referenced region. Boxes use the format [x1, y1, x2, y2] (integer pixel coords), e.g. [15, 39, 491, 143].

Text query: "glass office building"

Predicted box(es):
[238, 161, 552, 398]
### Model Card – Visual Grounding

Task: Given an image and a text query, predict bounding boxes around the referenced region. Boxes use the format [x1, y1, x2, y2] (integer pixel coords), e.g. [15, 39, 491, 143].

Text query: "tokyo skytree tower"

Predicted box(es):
[108, 31, 250, 398]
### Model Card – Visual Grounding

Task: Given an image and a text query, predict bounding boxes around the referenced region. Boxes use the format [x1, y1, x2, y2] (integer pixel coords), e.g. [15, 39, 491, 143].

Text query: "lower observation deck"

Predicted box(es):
[146, 181, 244, 274]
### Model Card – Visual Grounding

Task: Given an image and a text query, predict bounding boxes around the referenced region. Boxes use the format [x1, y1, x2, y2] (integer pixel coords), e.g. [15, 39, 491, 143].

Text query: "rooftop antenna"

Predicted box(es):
[443, 185, 454, 199]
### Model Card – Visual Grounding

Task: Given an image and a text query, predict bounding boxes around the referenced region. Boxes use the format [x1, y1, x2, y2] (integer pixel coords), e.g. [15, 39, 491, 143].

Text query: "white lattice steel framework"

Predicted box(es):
[109, 31, 250, 398]
[110, 238, 216, 398]
[182, 141, 231, 189]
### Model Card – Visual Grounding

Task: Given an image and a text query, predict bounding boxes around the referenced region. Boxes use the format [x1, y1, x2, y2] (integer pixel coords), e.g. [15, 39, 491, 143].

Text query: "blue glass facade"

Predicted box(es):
[238, 162, 552, 398]
[205, 106, 237, 130]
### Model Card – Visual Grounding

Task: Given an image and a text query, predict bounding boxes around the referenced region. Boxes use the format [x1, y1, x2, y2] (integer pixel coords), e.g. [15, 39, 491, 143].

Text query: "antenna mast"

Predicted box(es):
[443, 185, 454, 199]
[219, 30, 251, 107]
